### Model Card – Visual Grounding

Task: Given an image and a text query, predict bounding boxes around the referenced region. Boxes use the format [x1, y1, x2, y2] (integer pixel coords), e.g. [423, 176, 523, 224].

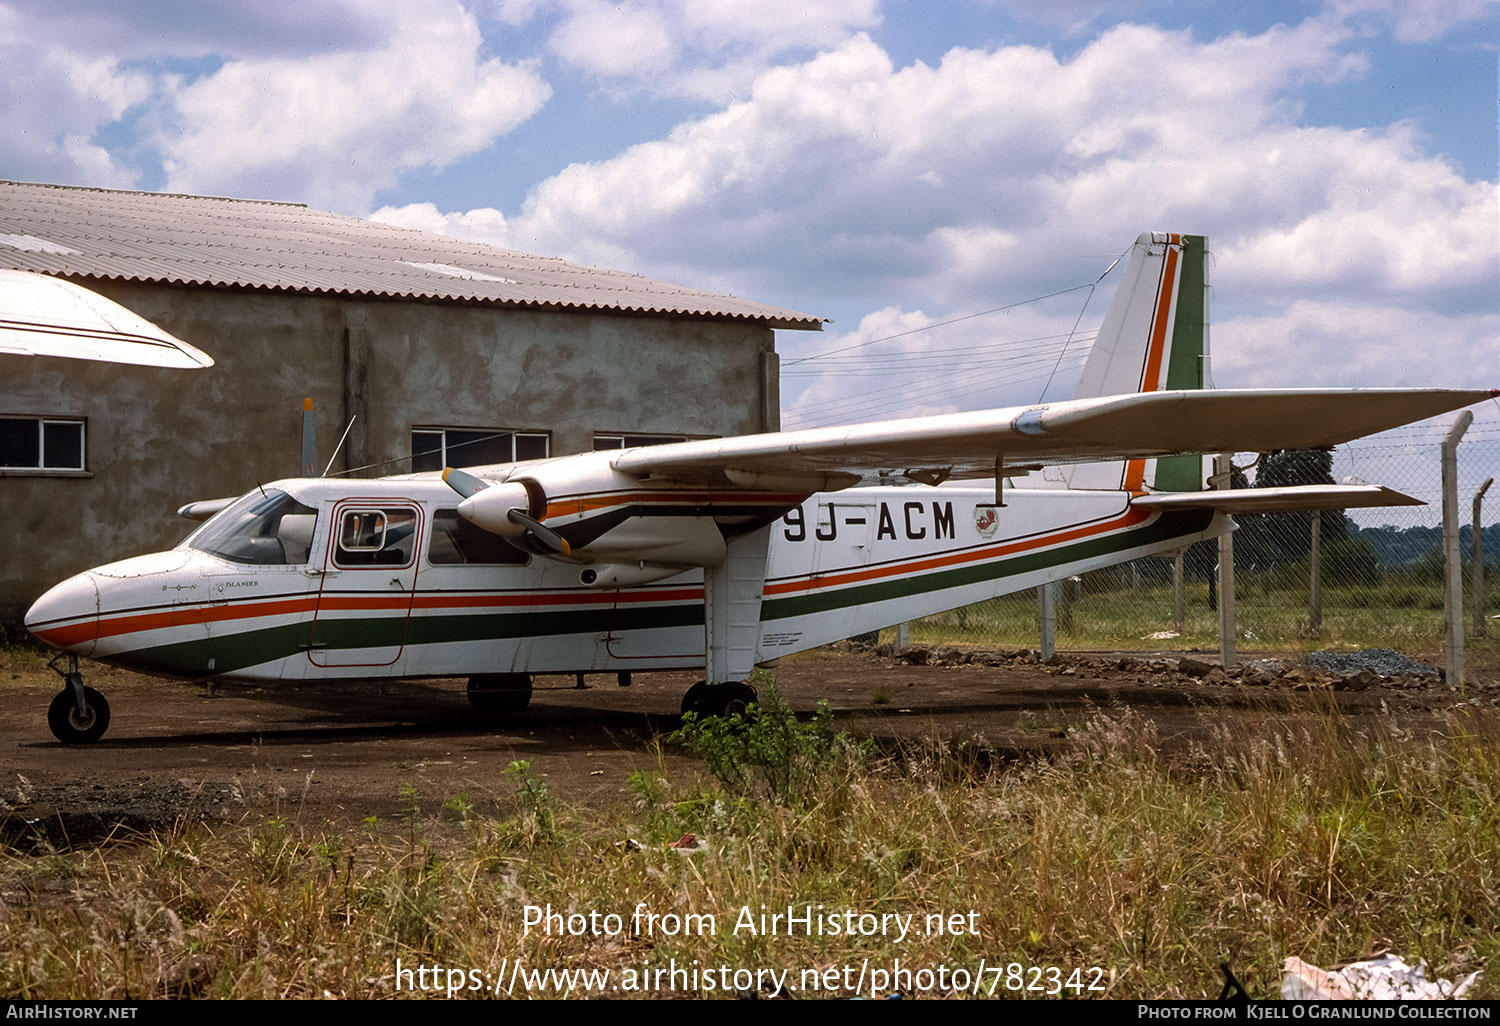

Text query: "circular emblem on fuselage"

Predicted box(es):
[973, 506, 999, 539]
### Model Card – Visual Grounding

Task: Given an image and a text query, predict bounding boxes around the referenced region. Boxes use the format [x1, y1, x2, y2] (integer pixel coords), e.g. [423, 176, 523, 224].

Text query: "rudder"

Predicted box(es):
[1068, 232, 1209, 493]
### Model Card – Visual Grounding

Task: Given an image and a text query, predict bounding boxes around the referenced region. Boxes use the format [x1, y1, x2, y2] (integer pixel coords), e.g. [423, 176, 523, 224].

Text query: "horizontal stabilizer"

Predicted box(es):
[177, 497, 237, 521]
[1131, 484, 1422, 514]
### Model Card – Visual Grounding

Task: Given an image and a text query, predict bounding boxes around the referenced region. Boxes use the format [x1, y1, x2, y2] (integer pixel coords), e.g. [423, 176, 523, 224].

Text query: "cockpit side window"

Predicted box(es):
[186, 490, 319, 566]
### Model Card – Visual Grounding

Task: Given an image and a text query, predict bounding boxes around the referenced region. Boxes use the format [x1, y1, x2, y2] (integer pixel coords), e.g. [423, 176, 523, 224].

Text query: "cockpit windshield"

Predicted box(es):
[184, 489, 319, 566]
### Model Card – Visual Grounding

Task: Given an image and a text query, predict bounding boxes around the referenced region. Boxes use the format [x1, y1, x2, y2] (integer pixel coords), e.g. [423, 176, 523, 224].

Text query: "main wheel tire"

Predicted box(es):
[717, 681, 758, 718]
[680, 680, 758, 717]
[467, 673, 533, 716]
[47, 686, 110, 744]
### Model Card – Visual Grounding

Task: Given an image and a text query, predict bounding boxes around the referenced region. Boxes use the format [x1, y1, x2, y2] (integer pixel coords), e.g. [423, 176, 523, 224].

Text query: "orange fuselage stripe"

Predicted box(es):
[544, 490, 805, 519]
[762, 506, 1150, 596]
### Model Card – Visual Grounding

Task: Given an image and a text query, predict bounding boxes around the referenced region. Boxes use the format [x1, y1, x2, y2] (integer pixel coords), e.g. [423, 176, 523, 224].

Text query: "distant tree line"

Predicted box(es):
[1177, 450, 1500, 588]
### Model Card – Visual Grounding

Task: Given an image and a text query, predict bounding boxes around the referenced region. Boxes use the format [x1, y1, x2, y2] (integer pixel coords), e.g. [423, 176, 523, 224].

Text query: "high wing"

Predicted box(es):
[0, 268, 213, 369]
[612, 388, 1495, 488]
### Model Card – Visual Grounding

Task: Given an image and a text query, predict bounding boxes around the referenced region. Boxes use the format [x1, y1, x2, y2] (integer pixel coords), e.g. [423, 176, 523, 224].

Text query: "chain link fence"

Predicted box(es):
[900, 432, 1500, 671]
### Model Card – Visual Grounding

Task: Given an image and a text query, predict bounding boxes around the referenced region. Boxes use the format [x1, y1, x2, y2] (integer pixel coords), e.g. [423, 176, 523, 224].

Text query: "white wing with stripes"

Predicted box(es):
[0, 268, 213, 369]
[612, 387, 1494, 488]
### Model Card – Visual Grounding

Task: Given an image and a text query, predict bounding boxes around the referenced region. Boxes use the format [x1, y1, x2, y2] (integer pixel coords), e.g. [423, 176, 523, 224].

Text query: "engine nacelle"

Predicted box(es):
[450, 450, 802, 566]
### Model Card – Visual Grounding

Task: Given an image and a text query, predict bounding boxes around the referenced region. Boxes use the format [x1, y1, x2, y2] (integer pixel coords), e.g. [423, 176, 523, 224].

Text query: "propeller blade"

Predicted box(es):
[301, 398, 317, 477]
[442, 466, 489, 498]
[508, 510, 572, 556]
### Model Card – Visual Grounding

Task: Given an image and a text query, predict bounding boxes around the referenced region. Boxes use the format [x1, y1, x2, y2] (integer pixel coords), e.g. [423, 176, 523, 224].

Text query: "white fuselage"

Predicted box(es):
[25, 474, 1224, 682]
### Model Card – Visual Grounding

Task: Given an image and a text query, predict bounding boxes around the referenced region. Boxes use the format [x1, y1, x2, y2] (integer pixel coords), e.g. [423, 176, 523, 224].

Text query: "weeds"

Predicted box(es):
[500, 759, 555, 843]
[668, 681, 873, 807]
[2, 700, 1497, 999]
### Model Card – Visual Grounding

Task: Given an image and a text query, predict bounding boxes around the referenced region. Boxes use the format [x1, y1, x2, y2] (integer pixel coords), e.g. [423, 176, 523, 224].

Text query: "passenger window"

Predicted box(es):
[335, 508, 418, 567]
[427, 510, 529, 565]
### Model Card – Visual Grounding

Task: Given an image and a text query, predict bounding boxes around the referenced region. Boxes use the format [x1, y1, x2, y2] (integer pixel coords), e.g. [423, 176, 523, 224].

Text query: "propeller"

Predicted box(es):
[441, 467, 572, 556]
[441, 466, 489, 499]
[301, 397, 318, 477]
[506, 510, 572, 556]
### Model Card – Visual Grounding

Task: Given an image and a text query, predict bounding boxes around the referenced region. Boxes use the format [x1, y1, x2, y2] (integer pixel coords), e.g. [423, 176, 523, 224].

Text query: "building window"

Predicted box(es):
[593, 432, 703, 450]
[411, 427, 550, 472]
[0, 416, 85, 471]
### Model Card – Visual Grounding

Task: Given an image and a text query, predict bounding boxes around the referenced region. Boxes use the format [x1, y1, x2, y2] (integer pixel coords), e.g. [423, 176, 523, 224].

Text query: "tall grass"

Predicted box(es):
[911, 584, 1500, 670]
[3, 698, 1497, 999]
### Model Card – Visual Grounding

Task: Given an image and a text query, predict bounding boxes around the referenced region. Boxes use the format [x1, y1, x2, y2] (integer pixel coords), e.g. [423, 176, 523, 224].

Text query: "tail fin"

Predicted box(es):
[1067, 232, 1209, 492]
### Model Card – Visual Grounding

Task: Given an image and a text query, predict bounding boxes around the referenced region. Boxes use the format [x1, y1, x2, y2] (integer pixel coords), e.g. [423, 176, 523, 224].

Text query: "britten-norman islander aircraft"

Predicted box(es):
[23, 233, 1495, 742]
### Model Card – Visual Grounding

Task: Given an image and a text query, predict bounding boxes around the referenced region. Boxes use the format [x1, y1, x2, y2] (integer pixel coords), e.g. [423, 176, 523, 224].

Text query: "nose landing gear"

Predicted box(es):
[46, 654, 111, 744]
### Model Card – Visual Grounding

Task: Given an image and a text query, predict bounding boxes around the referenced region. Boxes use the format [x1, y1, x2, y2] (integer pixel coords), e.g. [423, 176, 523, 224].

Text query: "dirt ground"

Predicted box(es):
[3, 647, 1495, 844]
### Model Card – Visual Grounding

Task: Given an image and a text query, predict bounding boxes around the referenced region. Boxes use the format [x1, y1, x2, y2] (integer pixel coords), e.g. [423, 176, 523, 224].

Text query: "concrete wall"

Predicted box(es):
[0, 281, 778, 633]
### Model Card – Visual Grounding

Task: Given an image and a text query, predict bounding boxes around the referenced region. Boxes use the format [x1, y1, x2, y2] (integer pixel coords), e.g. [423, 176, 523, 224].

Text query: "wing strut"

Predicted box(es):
[702, 524, 772, 685]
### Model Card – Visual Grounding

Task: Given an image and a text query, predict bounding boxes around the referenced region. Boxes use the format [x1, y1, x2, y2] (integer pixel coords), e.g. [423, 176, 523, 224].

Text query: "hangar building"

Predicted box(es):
[0, 180, 821, 632]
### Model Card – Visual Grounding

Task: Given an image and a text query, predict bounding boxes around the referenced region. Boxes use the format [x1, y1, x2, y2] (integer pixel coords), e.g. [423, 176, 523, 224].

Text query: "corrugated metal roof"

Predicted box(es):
[0, 181, 824, 329]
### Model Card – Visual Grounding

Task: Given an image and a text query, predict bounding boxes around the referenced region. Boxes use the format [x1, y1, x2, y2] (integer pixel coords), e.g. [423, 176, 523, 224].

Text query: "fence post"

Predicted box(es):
[1215, 454, 1237, 667]
[1308, 510, 1322, 635]
[1443, 412, 1473, 688]
[1038, 583, 1056, 660]
[896, 621, 910, 652]
[1172, 551, 1185, 635]
[1473, 478, 1492, 638]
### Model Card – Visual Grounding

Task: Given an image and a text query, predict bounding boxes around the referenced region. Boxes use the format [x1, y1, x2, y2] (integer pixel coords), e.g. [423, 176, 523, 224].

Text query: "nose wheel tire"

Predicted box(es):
[467, 674, 534, 717]
[680, 680, 758, 717]
[47, 686, 110, 744]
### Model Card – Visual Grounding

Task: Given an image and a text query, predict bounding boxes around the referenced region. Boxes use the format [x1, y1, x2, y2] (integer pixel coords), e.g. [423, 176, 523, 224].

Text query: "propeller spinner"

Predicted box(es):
[441, 468, 571, 556]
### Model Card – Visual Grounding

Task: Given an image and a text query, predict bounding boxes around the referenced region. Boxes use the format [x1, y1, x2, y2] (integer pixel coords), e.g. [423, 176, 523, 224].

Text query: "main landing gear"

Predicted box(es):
[467, 673, 534, 718]
[680, 680, 758, 718]
[46, 654, 111, 744]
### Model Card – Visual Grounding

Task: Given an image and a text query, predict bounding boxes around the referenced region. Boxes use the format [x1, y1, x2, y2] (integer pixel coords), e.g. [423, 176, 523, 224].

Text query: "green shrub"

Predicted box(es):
[669, 681, 870, 806]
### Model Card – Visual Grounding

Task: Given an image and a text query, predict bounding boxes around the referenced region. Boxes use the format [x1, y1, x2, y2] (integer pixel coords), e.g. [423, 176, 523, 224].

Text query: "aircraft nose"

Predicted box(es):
[25, 573, 101, 656]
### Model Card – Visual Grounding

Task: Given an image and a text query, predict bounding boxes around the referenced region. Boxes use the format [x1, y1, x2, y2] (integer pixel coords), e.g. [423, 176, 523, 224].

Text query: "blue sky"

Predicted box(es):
[2, 0, 1496, 457]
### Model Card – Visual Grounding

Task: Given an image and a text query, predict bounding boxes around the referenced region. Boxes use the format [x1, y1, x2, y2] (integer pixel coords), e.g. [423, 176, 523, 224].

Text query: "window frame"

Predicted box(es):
[330, 504, 422, 570]
[0, 415, 87, 474]
[411, 426, 551, 472]
[425, 508, 532, 567]
[592, 431, 713, 451]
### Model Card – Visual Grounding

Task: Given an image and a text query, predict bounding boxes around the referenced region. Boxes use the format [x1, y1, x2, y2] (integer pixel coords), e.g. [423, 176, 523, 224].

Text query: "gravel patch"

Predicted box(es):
[1305, 649, 1440, 677]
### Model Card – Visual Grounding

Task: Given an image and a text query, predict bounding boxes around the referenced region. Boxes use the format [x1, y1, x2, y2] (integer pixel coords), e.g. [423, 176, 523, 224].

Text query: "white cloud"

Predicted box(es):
[0, 5, 151, 187]
[153, 1, 550, 211]
[390, 16, 1491, 417]
[549, 2, 677, 77]
[467, 19, 1492, 318]
[2, 0, 395, 60]
[1213, 300, 1500, 389]
[545, 0, 881, 101]
[780, 301, 1097, 429]
[369, 201, 514, 246]
[1327, 0, 1497, 43]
